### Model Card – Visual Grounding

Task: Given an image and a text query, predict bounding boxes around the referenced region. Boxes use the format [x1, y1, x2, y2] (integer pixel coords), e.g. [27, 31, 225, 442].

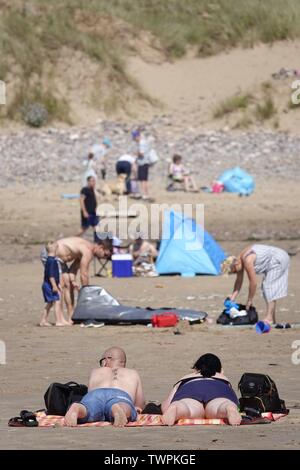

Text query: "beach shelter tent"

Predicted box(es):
[156, 211, 226, 276]
[218, 167, 255, 195]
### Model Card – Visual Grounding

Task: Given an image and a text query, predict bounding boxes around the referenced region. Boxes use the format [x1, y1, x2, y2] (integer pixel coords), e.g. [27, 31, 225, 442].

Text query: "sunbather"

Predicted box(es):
[161, 353, 241, 426]
[221, 244, 290, 324]
[64, 347, 145, 427]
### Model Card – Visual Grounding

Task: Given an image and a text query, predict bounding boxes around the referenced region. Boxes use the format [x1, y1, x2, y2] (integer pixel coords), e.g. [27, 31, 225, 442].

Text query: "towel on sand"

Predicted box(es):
[35, 411, 287, 428]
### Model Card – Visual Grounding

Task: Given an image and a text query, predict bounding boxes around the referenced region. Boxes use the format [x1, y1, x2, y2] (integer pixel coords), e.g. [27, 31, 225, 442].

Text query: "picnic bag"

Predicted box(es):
[44, 381, 88, 416]
[238, 373, 287, 414]
[217, 304, 258, 325]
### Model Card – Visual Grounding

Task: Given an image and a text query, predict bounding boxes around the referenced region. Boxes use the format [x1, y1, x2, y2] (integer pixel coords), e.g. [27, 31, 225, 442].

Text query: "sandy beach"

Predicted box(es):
[0, 180, 299, 450]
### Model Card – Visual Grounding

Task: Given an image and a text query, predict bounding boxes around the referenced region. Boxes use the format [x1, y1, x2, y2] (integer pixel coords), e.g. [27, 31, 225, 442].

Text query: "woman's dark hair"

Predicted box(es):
[193, 353, 222, 378]
[173, 154, 182, 163]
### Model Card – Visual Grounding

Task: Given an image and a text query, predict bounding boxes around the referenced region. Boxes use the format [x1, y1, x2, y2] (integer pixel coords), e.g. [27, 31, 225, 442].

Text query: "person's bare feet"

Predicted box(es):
[111, 404, 128, 427]
[162, 405, 177, 426]
[226, 404, 242, 426]
[39, 321, 52, 327]
[67, 319, 74, 325]
[64, 404, 79, 427]
[55, 321, 72, 327]
[263, 317, 274, 325]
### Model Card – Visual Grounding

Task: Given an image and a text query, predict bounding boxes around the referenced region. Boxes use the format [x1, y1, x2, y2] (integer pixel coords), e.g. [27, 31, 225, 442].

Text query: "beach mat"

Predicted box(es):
[72, 286, 207, 324]
[34, 411, 287, 428]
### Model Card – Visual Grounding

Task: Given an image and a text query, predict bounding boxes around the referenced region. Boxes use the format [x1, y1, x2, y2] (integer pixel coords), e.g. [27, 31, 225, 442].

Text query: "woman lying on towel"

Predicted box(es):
[161, 353, 241, 426]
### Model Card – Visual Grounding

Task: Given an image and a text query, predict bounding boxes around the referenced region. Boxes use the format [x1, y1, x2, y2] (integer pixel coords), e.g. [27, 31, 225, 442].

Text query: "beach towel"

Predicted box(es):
[34, 411, 287, 428]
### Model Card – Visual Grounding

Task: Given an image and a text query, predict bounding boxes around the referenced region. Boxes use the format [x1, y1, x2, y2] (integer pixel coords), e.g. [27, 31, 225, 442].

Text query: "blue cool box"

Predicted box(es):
[112, 254, 133, 278]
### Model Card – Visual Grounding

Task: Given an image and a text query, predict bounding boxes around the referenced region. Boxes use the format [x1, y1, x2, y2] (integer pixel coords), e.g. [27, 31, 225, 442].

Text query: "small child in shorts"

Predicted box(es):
[40, 241, 69, 327]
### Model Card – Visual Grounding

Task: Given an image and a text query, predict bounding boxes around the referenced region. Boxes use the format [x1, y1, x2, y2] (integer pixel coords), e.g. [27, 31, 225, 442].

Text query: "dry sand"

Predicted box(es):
[0, 181, 300, 450]
[129, 40, 300, 133]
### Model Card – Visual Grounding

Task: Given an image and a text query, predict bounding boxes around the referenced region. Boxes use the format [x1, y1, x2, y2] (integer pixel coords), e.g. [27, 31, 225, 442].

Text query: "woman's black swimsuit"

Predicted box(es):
[171, 376, 239, 406]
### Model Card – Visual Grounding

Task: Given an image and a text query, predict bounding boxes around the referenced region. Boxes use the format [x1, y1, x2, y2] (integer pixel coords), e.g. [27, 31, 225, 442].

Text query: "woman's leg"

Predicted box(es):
[263, 300, 276, 324]
[162, 399, 205, 426]
[205, 398, 241, 426]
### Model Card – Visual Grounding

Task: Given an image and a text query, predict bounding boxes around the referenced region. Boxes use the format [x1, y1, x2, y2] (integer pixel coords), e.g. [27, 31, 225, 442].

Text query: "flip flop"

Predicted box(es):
[20, 410, 38, 427]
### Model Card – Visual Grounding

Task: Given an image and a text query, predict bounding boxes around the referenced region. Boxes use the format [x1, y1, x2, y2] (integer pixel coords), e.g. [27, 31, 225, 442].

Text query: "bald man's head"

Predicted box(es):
[99, 347, 127, 368]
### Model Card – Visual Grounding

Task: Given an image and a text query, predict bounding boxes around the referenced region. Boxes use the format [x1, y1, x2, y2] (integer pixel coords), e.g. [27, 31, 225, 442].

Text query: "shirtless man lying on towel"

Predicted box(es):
[161, 353, 241, 426]
[41, 236, 112, 321]
[64, 347, 145, 427]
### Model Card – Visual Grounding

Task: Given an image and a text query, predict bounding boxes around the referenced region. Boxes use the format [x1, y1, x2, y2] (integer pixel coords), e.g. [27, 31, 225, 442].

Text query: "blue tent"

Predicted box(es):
[218, 167, 255, 195]
[156, 211, 226, 276]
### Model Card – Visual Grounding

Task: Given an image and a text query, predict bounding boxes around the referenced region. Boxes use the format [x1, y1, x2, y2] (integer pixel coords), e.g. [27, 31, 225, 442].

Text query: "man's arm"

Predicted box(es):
[80, 194, 89, 218]
[88, 369, 100, 392]
[79, 250, 93, 286]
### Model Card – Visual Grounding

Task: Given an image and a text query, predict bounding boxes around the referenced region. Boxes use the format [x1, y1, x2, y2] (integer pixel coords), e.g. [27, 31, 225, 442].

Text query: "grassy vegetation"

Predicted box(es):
[213, 93, 252, 118]
[1, 0, 300, 123]
[255, 95, 277, 121]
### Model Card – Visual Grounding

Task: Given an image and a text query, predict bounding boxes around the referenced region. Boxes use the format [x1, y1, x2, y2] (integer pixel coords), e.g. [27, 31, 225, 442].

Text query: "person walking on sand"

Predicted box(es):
[40, 241, 70, 327]
[64, 347, 145, 427]
[91, 137, 112, 180]
[161, 353, 241, 426]
[132, 129, 152, 200]
[221, 244, 290, 325]
[78, 176, 99, 237]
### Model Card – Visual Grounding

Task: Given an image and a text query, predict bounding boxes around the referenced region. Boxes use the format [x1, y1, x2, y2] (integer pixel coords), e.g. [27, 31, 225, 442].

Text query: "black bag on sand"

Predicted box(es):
[217, 304, 258, 325]
[238, 373, 288, 414]
[44, 382, 88, 416]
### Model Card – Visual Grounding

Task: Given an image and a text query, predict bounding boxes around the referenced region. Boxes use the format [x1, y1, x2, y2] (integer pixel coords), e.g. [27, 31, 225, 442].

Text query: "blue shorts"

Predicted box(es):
[42, 282, 60, 303]
[81, 214, 99, 229]
[79, 388, 137, 423]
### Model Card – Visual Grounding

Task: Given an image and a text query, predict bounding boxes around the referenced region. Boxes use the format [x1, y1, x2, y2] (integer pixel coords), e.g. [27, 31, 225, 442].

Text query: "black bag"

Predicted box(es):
[217, 304, 258, 325]
[44, 382, 88, 416]
[238, 373, 288, 414]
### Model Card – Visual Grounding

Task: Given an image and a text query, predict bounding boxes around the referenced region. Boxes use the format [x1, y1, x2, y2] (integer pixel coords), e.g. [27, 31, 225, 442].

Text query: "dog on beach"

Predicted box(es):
[100, 173, 127, 197]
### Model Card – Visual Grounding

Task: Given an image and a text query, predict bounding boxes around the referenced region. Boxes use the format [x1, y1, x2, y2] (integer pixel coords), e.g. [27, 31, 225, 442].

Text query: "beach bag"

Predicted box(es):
[216, 304, 258, 325]
[44, 381, 88, 416]
[238, 373, 287, 414]
[148, 149, 159, 166]
[151, 313, 179, 327]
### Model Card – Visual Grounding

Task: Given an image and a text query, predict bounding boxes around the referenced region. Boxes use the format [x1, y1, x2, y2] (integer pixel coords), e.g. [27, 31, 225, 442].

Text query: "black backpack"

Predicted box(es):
[44, 382, 88, 416]
[238, 373, 287, 414]
[217, 304, 258, 326]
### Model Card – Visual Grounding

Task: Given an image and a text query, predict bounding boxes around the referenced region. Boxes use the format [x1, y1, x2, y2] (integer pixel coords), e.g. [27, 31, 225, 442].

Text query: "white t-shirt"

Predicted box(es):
[118, 154, 136, 165]
[137, 137, 151, 165]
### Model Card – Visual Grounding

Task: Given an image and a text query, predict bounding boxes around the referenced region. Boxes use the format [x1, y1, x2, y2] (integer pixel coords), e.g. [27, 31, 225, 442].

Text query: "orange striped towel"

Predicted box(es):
[35, 411, 286, 428]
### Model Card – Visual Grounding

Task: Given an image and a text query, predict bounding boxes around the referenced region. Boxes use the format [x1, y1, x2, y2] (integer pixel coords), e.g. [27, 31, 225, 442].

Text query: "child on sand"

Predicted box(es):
[40, 242, 70, 327]
[169, 154, 198, 192]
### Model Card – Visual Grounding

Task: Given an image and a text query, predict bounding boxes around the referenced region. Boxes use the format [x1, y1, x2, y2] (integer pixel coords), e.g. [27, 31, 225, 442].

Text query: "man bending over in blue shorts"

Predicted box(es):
[64, 347, 145, 427]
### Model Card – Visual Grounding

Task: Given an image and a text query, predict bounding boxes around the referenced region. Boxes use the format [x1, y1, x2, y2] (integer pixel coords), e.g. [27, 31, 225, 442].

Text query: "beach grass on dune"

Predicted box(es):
[1, 0, 300, 122]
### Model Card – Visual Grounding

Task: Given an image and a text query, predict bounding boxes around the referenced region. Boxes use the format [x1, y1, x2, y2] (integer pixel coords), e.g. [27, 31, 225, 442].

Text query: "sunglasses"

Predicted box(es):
[99, 356, 114, 366]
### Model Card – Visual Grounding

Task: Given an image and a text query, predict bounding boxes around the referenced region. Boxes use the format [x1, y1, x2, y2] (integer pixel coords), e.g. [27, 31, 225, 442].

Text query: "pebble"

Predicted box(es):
[1, 123, 300, 188]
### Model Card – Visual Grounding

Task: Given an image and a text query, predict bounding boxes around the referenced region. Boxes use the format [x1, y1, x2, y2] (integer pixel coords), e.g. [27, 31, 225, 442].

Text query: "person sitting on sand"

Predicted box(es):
[65, 347, 145, 427]
[168, 154, 198, 192]
[40, 236, 113, 321]
[221, 244, 290, 325]
[131, 236, 158, 262]
[40, 241, 70, 327]
[161, 353, 241, 426]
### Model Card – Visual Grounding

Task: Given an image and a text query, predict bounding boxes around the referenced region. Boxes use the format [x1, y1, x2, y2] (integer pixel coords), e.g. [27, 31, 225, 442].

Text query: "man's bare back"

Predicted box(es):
[88, 367, 143, 406]
[56, 237, 94, 264]
[64, 347, 145, 427]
